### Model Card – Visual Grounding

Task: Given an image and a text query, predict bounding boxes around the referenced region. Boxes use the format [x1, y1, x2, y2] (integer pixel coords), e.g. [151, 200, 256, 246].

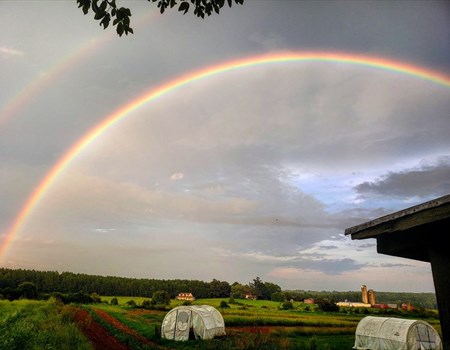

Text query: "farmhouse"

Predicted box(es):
[176, 292, 195, 301]
[244, 293, 257, 300]
[303, 298, 315, 304]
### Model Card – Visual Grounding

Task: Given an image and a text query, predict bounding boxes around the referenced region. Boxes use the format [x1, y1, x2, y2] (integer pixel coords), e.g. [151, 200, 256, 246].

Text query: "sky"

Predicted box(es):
[1, 1, 449, 293]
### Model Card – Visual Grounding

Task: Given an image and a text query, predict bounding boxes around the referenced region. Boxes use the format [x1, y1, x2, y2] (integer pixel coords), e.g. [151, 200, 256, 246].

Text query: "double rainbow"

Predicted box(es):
[1, 51, 450, 261]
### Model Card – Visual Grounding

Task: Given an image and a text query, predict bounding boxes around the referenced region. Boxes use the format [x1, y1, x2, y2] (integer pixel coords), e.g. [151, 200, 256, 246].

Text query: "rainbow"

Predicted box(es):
[2, 51, 450, 261]
[0, 8, 159, 127]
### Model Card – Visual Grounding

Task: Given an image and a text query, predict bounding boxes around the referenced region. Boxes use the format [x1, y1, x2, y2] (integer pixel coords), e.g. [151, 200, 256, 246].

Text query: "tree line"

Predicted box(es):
[0, 268, 437, 309]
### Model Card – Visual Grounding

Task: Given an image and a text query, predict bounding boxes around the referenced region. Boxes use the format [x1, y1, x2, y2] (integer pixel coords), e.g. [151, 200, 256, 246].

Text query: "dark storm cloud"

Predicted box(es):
[354, 157, 450, 199]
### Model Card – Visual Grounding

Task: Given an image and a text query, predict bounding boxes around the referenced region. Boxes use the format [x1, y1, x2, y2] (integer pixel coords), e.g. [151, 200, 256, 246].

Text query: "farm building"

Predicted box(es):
[161, 305, 226, 341]
[354, 316, 442, 350]
[336, 301, 371, 308]
[176, 292, 195, 301]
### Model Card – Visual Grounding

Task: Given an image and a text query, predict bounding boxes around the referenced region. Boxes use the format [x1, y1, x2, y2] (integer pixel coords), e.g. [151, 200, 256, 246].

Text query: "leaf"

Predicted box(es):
[178, 1, 189, 14]
[94, 10, 105, 20]
[82, 4, 90, 15]
[99, 0, 108, 12]
[117, 22, 124, 36]
[100, 14, 110, 29]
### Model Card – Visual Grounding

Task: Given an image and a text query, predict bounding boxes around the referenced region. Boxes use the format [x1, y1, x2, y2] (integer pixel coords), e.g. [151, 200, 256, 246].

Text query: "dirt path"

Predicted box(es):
[73, 306, 169, 350]
[91, 307, 159, 347]
[73, 307, 131, 350]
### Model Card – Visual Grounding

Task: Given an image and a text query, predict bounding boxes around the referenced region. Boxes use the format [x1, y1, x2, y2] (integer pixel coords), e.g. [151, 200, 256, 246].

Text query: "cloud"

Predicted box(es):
[170, 172, 184, 181]
[354, 157, 450, 199]
[1, 1, 448, 293]
[0, 46, 24, 57]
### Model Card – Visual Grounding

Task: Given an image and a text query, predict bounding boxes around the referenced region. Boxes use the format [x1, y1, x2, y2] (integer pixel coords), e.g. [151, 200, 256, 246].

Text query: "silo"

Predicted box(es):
[368, 289, 376, 305]
[361, 285, 368, 304]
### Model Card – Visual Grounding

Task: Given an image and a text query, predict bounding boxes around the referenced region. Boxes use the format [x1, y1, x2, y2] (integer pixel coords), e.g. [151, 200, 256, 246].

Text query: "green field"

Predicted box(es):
[0, 299, 93, 350]
[0, 297, 442, 350]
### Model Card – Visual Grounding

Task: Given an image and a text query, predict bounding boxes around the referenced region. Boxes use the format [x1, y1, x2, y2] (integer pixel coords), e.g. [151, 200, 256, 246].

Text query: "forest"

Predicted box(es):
[0, 267, 438, 309]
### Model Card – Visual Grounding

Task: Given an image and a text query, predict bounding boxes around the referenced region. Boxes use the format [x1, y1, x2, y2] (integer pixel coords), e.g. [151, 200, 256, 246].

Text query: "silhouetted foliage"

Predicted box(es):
[18, 281, 38, 299]
[76, 0, 245, 37]
[90, 292, 102, 303]
[280, 301, 294, 310]
[210, 278, 231, 298]
[142, 299, 152, 309]
[151, 290, 171, 305]
[126, 299, 137, 307]
[220, 300, 230, 308]
[0, 268, 438, 309]
[271, 291, 286, 302]
[316, 298, 339, 312]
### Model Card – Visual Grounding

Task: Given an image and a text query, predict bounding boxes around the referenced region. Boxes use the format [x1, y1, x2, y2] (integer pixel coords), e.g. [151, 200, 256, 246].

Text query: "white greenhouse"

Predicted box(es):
[354, 316, 442, 350]
[161, 305, 226, 341]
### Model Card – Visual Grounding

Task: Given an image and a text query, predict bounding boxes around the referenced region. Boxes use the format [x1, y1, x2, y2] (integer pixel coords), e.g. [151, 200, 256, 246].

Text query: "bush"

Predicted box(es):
[152, 290, 171, 305]
[281, 301, 294, 310]
[126, 300, 136, 307]
[90, 292, 101, 303]
[316, 298, 339, 312]
[110, 297, 118, 305]
[142, 299, 152, 309]
[220, 300, 230, 309]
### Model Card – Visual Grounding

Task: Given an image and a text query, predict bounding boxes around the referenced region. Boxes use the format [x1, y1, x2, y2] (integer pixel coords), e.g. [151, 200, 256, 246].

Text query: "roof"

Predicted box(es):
[345, 194, 450, 262]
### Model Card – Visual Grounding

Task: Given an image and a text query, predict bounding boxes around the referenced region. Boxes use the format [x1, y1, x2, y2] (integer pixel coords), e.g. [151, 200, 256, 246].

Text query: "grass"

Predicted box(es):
[91, 298, 360, 349]
[1, 297, 441, 350]
[0, 299, 93, 350]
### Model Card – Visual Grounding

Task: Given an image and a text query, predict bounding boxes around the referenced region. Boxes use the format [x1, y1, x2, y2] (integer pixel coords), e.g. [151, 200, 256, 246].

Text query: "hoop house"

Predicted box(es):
[161, 305, 226, 341]
[354, 316, 442, 350]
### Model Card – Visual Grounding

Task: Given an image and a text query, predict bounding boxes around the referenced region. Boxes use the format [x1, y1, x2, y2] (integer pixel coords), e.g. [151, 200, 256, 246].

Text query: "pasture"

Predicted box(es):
[0, 297, 442, 350]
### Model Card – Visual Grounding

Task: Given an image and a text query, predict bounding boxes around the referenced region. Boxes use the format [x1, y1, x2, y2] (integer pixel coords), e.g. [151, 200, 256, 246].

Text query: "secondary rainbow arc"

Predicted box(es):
[1, 51, 450, 261]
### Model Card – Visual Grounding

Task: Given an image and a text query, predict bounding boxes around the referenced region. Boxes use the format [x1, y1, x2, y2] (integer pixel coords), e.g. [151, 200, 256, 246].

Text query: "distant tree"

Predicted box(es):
[110, 297, 119, 305]
[18, 282, 38, 299]
[264, 282, 282, 299]
[230, 282, 248, 299]
[316, 298, 339, 312]
[76, 0, 245, 37]
[209, 279, 231, 298]
[3, 287, 21, 301]
[90, 292, 102, 303]
[249, 277, 268, 300]
[271, 291, 286, 302]
[280, 301, 294, 310]
[152, 290, 171, 305]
